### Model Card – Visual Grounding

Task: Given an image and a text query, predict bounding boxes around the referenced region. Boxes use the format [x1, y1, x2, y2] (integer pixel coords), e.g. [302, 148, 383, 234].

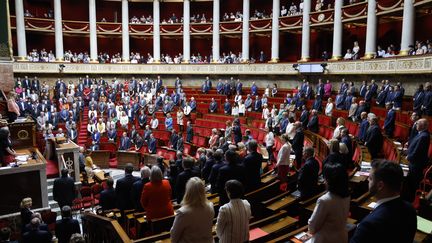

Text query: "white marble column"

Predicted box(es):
[332, 0, 343, 60]
[89, 0, 98, 62]
[153, 0, 161, 62]
[400, 0, 414, 55]
[122, 0, 130, 62]
[212, 0, 220, 62]
[300, 0, 311, 61]
[270, 0, 280, 62]
[241, 0, 250, 62]
[183, 0, 190, 63]
[15, 0, 27, 60]
[364, 0, 377, 58]
[54, 0, 64, 61]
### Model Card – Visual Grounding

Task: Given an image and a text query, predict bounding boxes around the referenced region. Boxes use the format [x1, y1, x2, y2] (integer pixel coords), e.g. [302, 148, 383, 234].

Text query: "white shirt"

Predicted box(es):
[216, 199, 251, 243]
[262, 108, 270, 119]
[239, 104, 245, 114]
[265, 132, 275, 147]
[231, 106, 239, 116]
[333, 125, 345, 139]
[151, 118, 159, 129]
[119, 115, 129, 126]
[286, 123, 296, 140]
[87, 124, 96, 133]
[375, 195, 400, 209]
[277, 142, 292, 166]
[325, 103, 334, 116]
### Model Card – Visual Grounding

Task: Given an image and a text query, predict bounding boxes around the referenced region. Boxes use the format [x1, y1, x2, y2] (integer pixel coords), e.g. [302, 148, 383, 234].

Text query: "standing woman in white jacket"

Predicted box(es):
[276, 134, 292, 183]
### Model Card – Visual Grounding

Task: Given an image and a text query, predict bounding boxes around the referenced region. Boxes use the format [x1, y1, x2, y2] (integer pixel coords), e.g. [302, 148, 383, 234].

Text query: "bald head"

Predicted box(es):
[417, 118, 429, 132]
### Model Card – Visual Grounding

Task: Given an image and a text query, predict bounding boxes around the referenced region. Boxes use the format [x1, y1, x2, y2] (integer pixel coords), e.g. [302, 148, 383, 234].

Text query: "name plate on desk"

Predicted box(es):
[8, 119, 36, 149]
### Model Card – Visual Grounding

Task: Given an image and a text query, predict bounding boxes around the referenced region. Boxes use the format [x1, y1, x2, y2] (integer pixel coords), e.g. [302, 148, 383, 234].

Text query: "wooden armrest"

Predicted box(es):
[351, 192, 371, 204]
[262, 191, 291, 205]
[249, 210, 288, 228]
[299, 191, 326, 206]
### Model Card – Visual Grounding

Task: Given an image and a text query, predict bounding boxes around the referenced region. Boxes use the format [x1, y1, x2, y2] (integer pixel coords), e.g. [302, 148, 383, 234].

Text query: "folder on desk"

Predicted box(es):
[249, 227, 268, 241]
[417, 216, 432, 234]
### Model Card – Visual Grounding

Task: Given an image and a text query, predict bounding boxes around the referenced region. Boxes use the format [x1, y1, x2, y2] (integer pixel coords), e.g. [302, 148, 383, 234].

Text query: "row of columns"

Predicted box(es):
[14, 0, 416, 62]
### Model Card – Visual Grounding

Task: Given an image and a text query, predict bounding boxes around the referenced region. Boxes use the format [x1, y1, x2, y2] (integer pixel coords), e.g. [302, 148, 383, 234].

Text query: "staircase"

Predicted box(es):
[77, 107, 89, 147]
[47, 178, 62, 220]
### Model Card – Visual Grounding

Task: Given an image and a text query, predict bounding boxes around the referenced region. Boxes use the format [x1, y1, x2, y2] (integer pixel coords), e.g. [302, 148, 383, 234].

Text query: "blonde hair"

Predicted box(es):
[20, 197, 32, 209]
[336, 117, 346, 126]
[181, 177, 208, 208]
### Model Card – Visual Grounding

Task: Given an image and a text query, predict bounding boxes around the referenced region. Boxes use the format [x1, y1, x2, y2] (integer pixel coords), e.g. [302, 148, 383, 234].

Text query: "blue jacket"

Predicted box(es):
[119, 137, 131, 150]
[358, 119, 369, 142]
[148, 138, 157, 154]
[383, 109, 395, 137]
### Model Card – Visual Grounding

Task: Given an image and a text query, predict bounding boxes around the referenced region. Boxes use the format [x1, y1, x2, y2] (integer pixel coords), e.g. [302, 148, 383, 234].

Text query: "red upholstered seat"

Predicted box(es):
[80, 186, 93, 208]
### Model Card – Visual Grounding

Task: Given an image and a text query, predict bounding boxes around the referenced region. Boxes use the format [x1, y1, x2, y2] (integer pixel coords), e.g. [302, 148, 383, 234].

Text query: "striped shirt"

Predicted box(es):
[216, 199, 251, 243]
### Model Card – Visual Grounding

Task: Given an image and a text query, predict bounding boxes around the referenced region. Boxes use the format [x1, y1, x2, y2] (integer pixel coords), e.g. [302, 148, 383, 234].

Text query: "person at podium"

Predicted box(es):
[0, 123, 25, 166]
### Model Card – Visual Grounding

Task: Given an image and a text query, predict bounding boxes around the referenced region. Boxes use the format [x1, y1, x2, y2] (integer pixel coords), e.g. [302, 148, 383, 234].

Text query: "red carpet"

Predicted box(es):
[46, 159, 59, 179]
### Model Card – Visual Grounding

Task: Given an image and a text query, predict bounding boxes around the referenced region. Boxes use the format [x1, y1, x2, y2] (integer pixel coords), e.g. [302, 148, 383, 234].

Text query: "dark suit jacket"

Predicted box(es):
[201, 158, 216, 182]
[131, 178, 150, 211]
[365, 124, 383, 158]
[358, 119, 369, 142]
[55, 218, 81, 243]
[242, 152, 263, 192]
[100, 188, 117, 211]
[53, 176, 75, 207]
[216, 163, 246, 205]
[175, 169, 200, 204]
[307, 115, 319, 133]
[407, 130, 431, 169]
[350, 198, 416, 243]
[298, 157, 319, 199]
[22, 229, 52, 243]
[119, 137, 131, 150]
[115, 174, 140, 210]
[384, 109, 396, 137]
[209, 161, 225, 194]
[292, 129, 305, 152]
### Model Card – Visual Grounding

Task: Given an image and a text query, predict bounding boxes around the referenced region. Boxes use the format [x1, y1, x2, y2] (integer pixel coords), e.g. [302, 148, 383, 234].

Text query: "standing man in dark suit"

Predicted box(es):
[403, 119, 431, 202]
[307, 109, 319, 133]
[119, 132, 131, 150]
[131, 166, 151, 211]
[115, 163, 140, 211]
[297, 147, 320, 200]
[383, 103, 396, 137]
[175, 158, 200, 204]
[53, 169, 75, 209]
[55, 206, 80, 243]
[292, 122, 305, 169]
[364, 116, 383, 159]
[216, 150, 246, 206]
[99, 177, 117, 211]
[242, 140, 263, 192]
[350, 160, 417, 243]
[357, 112, 369, 143]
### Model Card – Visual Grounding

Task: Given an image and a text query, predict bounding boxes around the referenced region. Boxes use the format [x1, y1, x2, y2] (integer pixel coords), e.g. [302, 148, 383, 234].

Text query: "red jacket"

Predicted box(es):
[140, 180, 174, 220]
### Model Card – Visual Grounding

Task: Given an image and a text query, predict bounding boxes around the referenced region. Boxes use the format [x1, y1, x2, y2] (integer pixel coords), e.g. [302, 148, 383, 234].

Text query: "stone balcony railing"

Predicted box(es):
[12, 55, 432, 75]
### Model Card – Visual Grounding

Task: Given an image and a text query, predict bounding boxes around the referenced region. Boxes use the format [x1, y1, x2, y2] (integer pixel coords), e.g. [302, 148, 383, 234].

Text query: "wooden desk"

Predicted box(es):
[117, 151, 141, 170]
[91, 150, 111, 169]
[0, 148, 48, 216]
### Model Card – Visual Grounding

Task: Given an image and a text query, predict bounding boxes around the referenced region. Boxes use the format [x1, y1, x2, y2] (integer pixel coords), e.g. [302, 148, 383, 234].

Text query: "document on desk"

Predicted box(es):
[15, 155, 29, 162]
[417, 216, 432, 234]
